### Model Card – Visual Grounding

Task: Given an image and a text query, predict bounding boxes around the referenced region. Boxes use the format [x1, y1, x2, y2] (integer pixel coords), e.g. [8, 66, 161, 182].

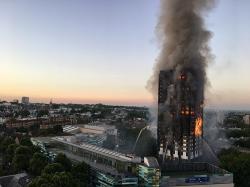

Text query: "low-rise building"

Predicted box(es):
[243, 115, 250, 125]
[138, 157, 161, 187]
[30, 136, 160, 187]
[95, 171, 138, 187]
[79, 124, 117, 136]
[6, 118, 38, 128]
[31, 136, 233, 187]
[0, 117, 6, 125]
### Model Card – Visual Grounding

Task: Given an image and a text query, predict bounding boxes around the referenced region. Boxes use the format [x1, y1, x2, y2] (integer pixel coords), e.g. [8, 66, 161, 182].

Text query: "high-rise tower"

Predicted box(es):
[21, 97, 29, 104]
[157, 70, 203, 162]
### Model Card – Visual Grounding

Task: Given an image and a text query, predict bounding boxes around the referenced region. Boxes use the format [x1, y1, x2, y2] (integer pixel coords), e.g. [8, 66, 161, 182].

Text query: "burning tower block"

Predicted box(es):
[158, 70, 203, 162]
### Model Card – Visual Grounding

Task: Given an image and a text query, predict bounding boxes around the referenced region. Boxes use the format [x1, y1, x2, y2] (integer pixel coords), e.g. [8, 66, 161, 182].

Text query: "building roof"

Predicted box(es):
[52, 136, 141, 163]
[63, 125, 80, 133]
[0, 173, 31, 187]
[143, 157, 160, 168]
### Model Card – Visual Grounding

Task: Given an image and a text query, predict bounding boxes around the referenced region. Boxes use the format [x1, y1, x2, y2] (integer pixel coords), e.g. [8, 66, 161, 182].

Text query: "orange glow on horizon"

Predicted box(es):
[0, 91, 153, 106]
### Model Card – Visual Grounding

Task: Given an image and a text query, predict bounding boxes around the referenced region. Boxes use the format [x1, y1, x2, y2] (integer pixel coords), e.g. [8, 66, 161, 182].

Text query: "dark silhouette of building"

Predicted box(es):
[157, 70, 203, 162]
[21, 97, 29, 104]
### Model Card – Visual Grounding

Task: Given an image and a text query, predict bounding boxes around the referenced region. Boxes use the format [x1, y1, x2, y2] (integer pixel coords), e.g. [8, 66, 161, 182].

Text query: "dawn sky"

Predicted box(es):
[0, 0, 250, 109]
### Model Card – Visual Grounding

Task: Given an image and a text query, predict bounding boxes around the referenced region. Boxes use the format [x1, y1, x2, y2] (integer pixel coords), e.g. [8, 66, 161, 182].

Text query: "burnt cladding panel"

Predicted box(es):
[176, 71, 204, 160]
[157, 70, 203, 161]
[177, 75, 195, 136]
[158, 71, 172, 104]
[157, 70, 174, 157]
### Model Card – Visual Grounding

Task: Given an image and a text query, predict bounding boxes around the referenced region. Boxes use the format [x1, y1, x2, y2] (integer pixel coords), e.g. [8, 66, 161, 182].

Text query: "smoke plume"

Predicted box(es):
[203, 110, 231, 153]
[147, 0, 216, 99]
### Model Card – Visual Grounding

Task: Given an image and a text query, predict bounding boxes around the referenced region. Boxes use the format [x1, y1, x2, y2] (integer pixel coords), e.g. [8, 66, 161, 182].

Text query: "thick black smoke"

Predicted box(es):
[147, 0, 216, 100]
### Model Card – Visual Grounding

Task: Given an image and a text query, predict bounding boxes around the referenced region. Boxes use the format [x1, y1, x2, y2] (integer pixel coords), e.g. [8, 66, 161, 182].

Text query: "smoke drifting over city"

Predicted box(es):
[146, 0, 218, 162]
[147, 0, 216, 101]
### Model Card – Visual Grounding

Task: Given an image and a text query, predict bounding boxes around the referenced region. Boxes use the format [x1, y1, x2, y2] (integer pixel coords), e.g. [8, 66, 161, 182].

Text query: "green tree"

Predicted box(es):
[0, 136, 15, 153]
[3, 144, 20, 171]
[37, 110, 49, 118]
[28, 175, 53, 187]
[29, 172, 76, 187]
[219, 148, 250, 187]
[20, 110, 30, 118]
[12, 146, 32, 172]
[51, 172, 75, 187]
[29, 153, 48, 176]
[42, 163, 64, 175]
[71, 162, 90, 186]
[0, 167, 4, 176]
[54, 153, 72, 172]
[6, 144, 19, 162]
[30, 145, 42, 154]
[52, 125, 63, 134]
[20, 137, 33, 147]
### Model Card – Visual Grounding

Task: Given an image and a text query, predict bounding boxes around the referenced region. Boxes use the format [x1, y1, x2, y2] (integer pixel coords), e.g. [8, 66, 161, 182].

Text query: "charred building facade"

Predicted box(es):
[157, 70, 203, 162]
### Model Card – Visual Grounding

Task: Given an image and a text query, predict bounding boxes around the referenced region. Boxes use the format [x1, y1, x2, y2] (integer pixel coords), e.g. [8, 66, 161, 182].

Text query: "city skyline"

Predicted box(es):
[1, 0, 250, 109]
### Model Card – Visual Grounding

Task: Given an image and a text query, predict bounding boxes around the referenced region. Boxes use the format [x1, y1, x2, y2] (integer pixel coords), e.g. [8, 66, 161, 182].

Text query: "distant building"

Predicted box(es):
[6, 118, 38, 128]
[49, 99, 53, 105]
[40, 116, 72, 129]
[243, 115, 250, 125]
[79, 124, 117, 136]
[63, 125, 80, 134]
[12, 99, 19, 104]
[62, 123, 118, 147]
[21, 97, 29, 104]
[0, 117, 6, 125]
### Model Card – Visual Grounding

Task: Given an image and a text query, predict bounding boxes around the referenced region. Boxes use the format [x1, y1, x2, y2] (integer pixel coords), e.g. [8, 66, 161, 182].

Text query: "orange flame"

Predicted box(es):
[195, 117, 203, 137]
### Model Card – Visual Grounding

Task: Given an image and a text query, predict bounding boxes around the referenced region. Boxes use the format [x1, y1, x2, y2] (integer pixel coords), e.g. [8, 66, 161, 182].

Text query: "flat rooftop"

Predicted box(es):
[48, 147, 122, 176]
[144, 157, 160, 168]
[52, 136, 141, 163]
[31, 137, 52, 144]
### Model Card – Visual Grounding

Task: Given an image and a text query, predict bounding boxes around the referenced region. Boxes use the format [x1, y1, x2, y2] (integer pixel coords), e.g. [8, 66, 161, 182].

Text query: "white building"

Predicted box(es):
[79, 124, 117, 136]
[63, 125, 80, 134]
[0, 117, 6, 125]
[243, 115, 250, 125]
